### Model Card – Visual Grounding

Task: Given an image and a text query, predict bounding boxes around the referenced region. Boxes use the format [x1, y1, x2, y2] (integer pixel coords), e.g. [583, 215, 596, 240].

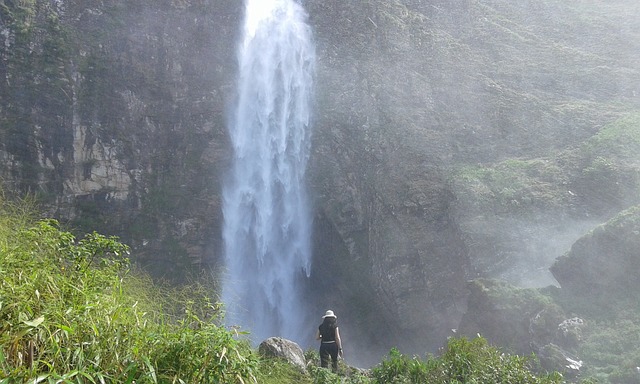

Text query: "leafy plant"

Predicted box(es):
[369, 348, 426, 383]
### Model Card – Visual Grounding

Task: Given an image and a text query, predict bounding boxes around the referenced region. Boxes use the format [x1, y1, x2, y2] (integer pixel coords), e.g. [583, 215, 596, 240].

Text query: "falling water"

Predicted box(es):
[221, 0, 315, 343]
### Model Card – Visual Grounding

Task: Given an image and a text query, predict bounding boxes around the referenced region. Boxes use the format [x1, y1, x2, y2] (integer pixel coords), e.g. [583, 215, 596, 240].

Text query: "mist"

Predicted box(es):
[461, 216, 602, 288]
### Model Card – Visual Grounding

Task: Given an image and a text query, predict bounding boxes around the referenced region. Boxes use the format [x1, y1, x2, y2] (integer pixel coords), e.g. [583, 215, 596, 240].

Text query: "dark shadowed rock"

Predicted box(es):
[258, 337, 307, 372]
[458, 279, 566, 355]
[457, 279, 589, 377]
[551, 205, 640, 300]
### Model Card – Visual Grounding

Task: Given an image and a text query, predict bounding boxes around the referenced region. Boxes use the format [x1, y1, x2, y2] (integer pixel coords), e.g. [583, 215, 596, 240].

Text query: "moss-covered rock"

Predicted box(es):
[551, 205, 640, 304]
[459, 279, 566, 354]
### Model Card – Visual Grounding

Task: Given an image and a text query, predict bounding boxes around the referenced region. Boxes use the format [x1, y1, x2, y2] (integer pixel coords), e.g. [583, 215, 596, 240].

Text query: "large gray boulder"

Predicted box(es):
[258, 337, 307, 372]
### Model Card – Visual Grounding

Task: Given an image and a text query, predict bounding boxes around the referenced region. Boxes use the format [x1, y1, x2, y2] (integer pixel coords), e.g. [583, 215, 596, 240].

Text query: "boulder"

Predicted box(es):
[536, 343, 583, 381]
[258, 337, 307, 372]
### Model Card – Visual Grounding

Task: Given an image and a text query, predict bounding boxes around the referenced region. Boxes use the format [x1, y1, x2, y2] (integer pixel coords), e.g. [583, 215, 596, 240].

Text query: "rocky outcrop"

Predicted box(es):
[65, 123, 132, 200]
[551, 205, 640, 301]
[460, 207, 640, 380]
[458, 279, 586, 377]
[258, 337, 307, 372]
[458, 279, 566, 354]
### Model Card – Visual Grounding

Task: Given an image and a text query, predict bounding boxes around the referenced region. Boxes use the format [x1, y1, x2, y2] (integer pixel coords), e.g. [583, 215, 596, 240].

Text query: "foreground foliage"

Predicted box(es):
[371, 337, 563, 384]
[260, 338, 565, 384]
[0, 197, 257, 383]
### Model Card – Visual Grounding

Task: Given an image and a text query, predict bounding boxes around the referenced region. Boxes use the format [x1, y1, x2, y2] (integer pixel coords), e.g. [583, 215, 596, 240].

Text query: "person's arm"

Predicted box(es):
[316, 329, 321, 341]
[336, 327, 343, 356]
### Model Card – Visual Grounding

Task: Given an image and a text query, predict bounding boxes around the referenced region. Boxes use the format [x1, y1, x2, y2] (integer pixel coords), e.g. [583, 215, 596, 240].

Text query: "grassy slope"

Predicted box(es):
[452, 112, 640, 212]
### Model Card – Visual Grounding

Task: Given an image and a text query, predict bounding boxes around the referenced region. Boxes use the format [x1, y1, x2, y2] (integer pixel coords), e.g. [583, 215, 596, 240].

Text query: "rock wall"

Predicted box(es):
[1, 0, 241, 278]
[304, 0, 640, 361]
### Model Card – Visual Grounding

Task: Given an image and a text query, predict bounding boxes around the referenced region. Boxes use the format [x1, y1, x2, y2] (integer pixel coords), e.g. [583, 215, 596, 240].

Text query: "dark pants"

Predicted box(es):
[320, 342, 339, 372]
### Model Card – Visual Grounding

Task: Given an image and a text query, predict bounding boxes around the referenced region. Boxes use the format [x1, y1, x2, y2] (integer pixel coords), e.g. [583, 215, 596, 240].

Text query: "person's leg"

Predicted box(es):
[320, 345, 330, 369]
[329, 344, 339, 373]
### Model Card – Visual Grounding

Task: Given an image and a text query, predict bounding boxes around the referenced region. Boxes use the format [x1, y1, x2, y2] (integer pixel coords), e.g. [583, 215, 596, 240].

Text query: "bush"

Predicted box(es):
[371, 337, 564, 384]
[371, 348, 428, 383]
[256, 357, 313, 384]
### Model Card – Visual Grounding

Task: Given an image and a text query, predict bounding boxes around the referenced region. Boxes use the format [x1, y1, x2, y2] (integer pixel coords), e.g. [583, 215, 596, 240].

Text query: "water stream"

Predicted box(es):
[221, 0, 315, 343]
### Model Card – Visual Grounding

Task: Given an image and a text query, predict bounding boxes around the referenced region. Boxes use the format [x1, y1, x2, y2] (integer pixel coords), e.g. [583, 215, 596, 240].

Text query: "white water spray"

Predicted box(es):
[222, 0, 315, 343]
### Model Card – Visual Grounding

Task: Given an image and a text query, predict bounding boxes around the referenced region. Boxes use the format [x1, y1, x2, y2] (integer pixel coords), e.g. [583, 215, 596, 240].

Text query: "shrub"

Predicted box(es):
[371, 337, 564, 384]
[371, 348, 428, 383]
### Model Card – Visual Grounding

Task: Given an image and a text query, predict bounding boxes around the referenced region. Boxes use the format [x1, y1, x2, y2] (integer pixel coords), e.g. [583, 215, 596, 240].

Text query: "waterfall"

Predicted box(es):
[221, 0, 315, 343]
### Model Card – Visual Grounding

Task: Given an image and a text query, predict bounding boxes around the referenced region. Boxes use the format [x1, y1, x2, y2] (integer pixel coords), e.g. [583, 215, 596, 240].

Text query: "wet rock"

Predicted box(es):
[537, 343, 583, 381]
[557, 317, 585, 348]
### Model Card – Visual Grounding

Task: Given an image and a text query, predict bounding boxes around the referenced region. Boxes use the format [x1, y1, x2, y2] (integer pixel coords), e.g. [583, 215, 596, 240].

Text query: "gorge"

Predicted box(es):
[1, 0, 640, 380]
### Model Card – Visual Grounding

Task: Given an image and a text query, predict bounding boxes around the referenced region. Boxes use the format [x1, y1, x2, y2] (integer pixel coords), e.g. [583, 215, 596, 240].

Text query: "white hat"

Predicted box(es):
[323, 310, 336, 318]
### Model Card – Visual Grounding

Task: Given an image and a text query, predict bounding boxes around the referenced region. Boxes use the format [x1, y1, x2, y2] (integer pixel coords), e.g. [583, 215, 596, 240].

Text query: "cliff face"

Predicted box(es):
[2, 0, 640, 364]
[304, 0, 640, 358]
[1, 0, 241, 277]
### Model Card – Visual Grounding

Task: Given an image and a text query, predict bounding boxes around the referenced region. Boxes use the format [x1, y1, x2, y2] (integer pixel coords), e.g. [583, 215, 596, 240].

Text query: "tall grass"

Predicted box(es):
[0, 196, 257, 383]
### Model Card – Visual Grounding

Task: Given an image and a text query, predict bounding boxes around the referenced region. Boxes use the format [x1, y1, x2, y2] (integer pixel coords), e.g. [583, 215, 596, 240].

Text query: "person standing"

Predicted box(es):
[316, 310, 343, 372]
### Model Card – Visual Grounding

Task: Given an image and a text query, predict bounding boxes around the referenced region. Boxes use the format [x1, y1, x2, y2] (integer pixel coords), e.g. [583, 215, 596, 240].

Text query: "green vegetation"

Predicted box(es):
[0, 196, 257, 383]
[261, 338, 565, 384]
[371, 338, 562, 384]
[452, 157, 569, 215]
[452, 113, 640, 218]
[579, 318, 640, 384]
[256, 358, 311, 384]
[581, 113, 640, 162]
[0, 193, 568, 382]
